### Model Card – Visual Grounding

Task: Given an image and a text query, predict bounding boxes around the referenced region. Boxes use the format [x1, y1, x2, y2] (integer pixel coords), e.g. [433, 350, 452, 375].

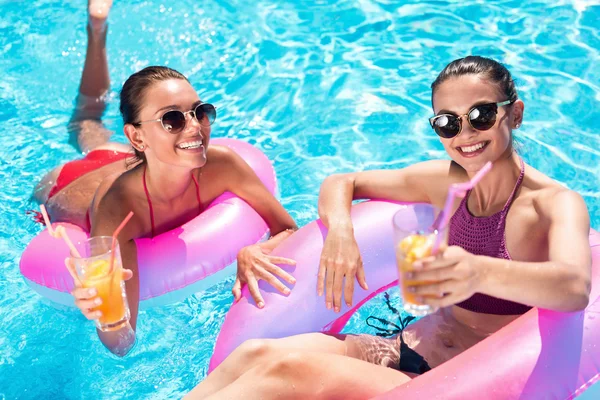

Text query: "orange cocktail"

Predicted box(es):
[396, 233, 436, 306]
[392, 204, 447, 316]
[72, 237, 130, 332]
[81, 259, 128, 330]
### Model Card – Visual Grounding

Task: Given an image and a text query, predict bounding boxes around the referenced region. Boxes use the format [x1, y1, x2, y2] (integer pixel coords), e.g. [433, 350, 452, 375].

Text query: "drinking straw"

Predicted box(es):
[39, 205, 82, 284]
[431, 162, 493, 253]
[109, 211, 134, 273]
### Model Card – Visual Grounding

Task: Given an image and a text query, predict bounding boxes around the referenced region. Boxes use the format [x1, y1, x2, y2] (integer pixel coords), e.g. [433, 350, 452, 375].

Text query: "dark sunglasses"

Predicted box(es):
[429, 100, 514, 139]
[136, 103, 217, 133]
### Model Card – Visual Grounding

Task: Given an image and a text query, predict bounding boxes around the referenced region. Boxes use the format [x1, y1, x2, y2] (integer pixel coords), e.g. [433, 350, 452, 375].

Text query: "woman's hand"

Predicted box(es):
[232, 244, 296, 308]
[405, 246, 482, 308]
[317, 229, 368, 312]
[65, 258, 133, 320]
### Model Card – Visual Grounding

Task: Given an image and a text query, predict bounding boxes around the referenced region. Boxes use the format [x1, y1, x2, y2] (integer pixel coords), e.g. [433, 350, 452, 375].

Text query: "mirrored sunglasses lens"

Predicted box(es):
[434, 115, 460, 138]
[470, 104, 497, 130]
[161, 111, 186, 133]
[196, 104, 216, 125]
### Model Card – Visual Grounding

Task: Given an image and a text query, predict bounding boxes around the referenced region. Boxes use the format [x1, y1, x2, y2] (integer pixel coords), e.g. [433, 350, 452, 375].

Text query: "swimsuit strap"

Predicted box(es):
[191, 170, 203, 214]
[460, 156, 526, 217]
[142, 165, 156, 238]
[142, 167, 203, 238]
[500, 156, 526, 214]
[365, 292, 431, 374]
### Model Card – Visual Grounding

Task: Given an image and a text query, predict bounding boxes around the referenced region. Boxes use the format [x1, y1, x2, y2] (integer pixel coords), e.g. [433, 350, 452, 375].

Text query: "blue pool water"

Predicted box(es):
[1, 0, 599, 398]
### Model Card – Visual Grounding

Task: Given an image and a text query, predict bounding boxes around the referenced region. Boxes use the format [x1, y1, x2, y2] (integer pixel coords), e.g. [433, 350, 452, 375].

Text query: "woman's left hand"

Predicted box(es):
[232, 244, 296, 308]
[405, 246, 484, 308]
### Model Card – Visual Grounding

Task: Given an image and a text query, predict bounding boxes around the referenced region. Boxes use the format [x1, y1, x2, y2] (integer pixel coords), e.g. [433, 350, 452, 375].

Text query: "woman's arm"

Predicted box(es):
[480, 190, 591, 311]
[411, 190, 592, 312]
[219, 147, 298, 306]
[88, 191, 141, 356]
[317, 160, 454, 311]
[318, 160, 453, 229]
[223, 148, 297, 235]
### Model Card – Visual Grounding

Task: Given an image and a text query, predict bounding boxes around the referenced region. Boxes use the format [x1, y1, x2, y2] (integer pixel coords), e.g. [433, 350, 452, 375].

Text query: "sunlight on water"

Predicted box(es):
[0, 0, 598, 398]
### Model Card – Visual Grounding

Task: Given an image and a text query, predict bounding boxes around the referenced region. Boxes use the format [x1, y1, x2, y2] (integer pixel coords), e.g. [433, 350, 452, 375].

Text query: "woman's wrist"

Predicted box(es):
[475, 255, 501, 295]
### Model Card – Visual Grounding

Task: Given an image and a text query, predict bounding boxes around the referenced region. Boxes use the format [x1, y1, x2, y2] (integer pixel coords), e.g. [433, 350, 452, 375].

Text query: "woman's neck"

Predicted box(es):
[143, 161, 196, 206]
[467, 149, 521, 216]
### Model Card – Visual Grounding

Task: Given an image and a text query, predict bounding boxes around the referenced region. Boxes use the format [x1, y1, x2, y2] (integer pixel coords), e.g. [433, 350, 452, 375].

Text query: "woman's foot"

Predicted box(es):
[88, 0, 113, 37]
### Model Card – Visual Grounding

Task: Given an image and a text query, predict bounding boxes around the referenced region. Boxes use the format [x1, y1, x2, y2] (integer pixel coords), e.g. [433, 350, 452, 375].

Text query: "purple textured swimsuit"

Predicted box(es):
[448, 157, 532, 315]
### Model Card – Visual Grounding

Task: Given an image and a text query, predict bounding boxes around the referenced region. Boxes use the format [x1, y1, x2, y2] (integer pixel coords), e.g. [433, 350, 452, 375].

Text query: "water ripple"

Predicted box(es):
[0, 0, 598, 397]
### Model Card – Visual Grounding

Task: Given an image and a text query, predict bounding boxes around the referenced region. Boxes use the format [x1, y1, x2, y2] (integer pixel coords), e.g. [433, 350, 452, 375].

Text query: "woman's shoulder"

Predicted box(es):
[90, 167, 148, 237]
[521, 163, 588, 221]
[201, 144, 251, 176]
[395, 159, 466, 206]
[522, 162, 571, 197]
[102, 165, 141, 196]
[409, 159, 470, 186]
[205, 144, 240, 163]
[92, 166, 142, 217]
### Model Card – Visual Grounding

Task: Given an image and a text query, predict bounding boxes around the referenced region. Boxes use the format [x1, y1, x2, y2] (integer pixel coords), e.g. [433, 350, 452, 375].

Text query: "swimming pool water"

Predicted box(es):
[1, 0, 598, 398]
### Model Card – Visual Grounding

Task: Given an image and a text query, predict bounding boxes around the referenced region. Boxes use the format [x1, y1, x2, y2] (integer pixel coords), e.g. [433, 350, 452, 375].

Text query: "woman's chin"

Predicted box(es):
[451, 144, 509, 173]
[453, 155, 494, 174]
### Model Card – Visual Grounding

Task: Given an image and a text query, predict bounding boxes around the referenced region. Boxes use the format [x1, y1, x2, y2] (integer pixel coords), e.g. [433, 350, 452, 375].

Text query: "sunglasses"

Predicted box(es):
[429, 100, 514, 139]
[135, 103, 217, 134]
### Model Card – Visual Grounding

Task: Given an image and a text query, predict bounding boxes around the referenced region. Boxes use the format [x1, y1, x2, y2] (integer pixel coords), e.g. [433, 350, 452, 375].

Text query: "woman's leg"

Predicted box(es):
[197, 351, 411, 400]
[81, 0, 111, 97]
[34, 0, 121, 203]
[68, 0, 114, 153]
[188, 332, 400, 399]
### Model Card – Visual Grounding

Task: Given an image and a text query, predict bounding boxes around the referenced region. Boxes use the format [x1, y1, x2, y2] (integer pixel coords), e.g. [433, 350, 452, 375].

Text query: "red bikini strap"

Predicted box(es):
[142, 165, 156, 238]
[191, 171, 203, 213]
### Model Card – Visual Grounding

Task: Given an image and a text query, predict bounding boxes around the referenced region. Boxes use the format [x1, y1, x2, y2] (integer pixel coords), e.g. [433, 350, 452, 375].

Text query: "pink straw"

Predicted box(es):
[39, 205, 57, 237]
[39, 205, 83, 284]
[109, 211, 134, 273]
[432, 162, 493, 253]
[39, 204, 81, 257]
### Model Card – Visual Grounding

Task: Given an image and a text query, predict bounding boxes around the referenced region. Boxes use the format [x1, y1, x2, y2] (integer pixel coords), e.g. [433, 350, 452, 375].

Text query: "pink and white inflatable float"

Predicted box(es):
[20, 138, 276, 309]
[210, 200, 600, 399]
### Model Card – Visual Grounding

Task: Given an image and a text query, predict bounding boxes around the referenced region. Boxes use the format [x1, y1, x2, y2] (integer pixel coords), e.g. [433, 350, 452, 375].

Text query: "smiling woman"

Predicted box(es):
[188, 55, 592, 400]
[120, 69, 217, 173]
[35, 65, 297, 356]
[27, 2, 297, 358]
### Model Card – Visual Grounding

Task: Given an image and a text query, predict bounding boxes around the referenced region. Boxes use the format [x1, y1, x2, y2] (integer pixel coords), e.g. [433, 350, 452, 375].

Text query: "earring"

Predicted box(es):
[139, 145, 145, 150]
[515, 123, 521, 129]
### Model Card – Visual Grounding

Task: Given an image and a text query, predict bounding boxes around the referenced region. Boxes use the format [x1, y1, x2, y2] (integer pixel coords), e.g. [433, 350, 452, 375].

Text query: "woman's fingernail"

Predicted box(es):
[258, 302, 264, 308]
[96, 312, 102, 318]
[89, 289, 97, 296]
[334, 306, 340, 313]
[291, 278, 296, 284]
[413, 261, 423, 269]
[326, 302, 332, 309]
[94, 298, 102, 305]
[284, 288, 291, 295]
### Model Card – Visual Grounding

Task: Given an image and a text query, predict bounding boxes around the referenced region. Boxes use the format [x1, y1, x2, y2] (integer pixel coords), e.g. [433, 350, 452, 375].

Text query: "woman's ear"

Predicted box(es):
[512, 99, 524, 129]
[124, 124, 145, 151]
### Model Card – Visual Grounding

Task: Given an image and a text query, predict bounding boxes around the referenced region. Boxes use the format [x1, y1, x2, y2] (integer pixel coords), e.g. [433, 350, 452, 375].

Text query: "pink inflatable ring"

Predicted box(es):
[210, 200, 600, 399]
[20, 138, 276, 309]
